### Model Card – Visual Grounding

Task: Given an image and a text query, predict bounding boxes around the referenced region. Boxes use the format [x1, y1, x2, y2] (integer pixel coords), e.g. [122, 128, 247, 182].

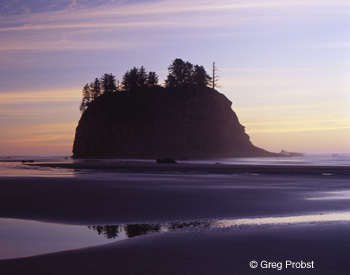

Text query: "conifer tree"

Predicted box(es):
[90, 78, 101, 99]
[165, 58, 189, 87]
[101, 73, 117, 94]
[122, 67, 139, 92]
[138, 66, 147, 87]
[193, 65, 211, 87]
[79, 83, 91, 113]
[146, 71, 159, 87]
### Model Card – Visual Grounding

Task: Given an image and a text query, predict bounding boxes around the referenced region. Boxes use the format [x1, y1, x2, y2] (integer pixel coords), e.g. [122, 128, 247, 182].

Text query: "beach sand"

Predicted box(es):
[2, 223, 350, 274]
[0, 161, 350, 274]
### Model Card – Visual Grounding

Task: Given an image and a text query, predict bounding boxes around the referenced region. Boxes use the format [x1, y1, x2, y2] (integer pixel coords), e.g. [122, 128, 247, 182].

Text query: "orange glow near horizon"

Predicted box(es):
[0, 87, 348, 155]
[0, 0, 349, 155]
[0, 88, 81, 156]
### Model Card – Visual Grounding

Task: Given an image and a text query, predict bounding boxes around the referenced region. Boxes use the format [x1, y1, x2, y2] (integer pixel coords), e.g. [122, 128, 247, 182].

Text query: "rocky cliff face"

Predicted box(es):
[73, 87, 276, 159]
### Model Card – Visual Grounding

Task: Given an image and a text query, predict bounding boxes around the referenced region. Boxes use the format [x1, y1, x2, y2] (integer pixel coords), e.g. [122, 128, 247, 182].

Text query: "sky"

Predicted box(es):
[0, 0, 349, 156]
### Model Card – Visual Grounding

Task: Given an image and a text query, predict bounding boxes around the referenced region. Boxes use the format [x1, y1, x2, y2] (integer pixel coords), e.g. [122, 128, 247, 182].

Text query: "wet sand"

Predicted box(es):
[0, 161, 350, 274]
[2, 223, 350, 275]
[27, 160, 350, 176]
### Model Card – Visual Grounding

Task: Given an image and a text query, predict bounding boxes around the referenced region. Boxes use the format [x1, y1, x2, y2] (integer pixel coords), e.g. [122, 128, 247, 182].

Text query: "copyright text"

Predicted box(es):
[249, 260, 314, 271]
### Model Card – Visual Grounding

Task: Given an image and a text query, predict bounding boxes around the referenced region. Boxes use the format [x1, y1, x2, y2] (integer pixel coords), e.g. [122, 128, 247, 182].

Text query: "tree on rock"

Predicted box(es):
[79, 83, 92, 113]
[90, 78, 101, 100]
[78, 59, 213, 113]
[211, 62, 220, 89]
[122, 67, 140, 92]
[165, 59, 210, 91]
[193, 65, 211, 87]
[146, 71, 159, 87]
[122, 66, 159, 94]
[137, 66, 147, 87]
[101, 73, 117, 94]
[165, 58, 193, 88]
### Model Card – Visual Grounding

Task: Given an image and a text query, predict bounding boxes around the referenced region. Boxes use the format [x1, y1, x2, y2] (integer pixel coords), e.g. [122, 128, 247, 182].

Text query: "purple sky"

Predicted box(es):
[0, 0, 349, 155]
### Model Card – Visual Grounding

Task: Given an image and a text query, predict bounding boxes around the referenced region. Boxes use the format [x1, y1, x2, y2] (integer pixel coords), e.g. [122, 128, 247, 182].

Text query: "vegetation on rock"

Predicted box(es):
[79, 58, 213, 113]
[74, 58, 278, 159]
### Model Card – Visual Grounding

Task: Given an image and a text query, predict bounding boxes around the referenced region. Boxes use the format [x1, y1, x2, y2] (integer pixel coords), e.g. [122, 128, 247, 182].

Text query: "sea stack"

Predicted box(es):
[73, 86, 276, 159]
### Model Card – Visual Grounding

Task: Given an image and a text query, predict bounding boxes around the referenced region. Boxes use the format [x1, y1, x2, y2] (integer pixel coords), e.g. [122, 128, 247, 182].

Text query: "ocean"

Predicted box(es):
[0, 153, 349, 261]
[0, 153, 349, 178]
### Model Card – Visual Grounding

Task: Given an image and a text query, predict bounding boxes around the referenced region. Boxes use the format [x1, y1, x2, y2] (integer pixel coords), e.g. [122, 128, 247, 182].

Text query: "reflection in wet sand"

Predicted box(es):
[214, 212, 350, 228]
[88, 212, 350, 239]
[0, 218, 119, 260]
[307, 191, 350, 200]
[2, 212, 350, 260]
[0, 160, 75, 178]
[88, 221, 211, 239]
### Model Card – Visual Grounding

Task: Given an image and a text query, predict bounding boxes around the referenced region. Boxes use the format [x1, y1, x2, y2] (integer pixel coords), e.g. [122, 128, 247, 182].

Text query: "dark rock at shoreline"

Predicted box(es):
[156, 158, 177, 164]
[21, 160, 34, 163]
[73, 86, 280, 159]
[280, 150, 304, 157]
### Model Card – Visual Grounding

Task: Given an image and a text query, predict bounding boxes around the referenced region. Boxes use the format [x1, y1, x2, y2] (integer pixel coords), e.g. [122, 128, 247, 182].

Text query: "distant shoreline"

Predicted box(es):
[26, 160, 350, 176]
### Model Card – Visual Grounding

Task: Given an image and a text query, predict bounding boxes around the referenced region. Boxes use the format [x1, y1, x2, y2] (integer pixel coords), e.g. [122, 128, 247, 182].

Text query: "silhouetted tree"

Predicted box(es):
[138, 66, 147, 87]
[193, 65, 211, 87]
[165, 59, 210, 91]
[192, 65, 211, 96]
[87, 225, 121, 239]
[146, 71, 159, 87]
[122, 67, 140, 92]
[79, 59, 215, 113]
[165, 58, 192, 87]
[79, 83, 91, 113]
[90, 78, 101, 100]
[79, 73, 118, 112]
[164, 73, 177, 88]
[122, 66, 155, 94]
[184, 61, 194, 86]
[101, 73, 117, 94]
[125, 224, 161, 238]
[211, 62, 219, 89]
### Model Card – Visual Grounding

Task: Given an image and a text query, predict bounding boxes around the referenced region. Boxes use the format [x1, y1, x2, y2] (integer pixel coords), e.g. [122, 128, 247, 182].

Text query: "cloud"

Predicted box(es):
[0, 104, 79, 155]
[0, 0, 348, 52]
[0, 88, 81, 104]
[305, 42, 350, 49]
[1, 1, 343, 27]
[0, 123, 75, 154]
[246, 122, 350, 134]
[0, 0, 348, 154]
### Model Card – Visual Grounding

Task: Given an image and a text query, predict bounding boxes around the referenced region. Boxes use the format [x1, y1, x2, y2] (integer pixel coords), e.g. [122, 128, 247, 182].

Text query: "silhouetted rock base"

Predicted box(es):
[73, 86, 280, 159]
[156, 158, 177, 164]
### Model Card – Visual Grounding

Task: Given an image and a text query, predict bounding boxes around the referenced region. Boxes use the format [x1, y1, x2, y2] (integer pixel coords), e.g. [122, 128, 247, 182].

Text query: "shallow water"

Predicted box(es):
[2, 212, 350, 260]
[0, 218, 125, 260]
[307, 191, 350, 200]
[0, 157, 74, 177]
[180, 153, 350, 166]
[80, 153, 350, 166]
[0, 154, 349, 260]
[0, 153, 349, 178]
